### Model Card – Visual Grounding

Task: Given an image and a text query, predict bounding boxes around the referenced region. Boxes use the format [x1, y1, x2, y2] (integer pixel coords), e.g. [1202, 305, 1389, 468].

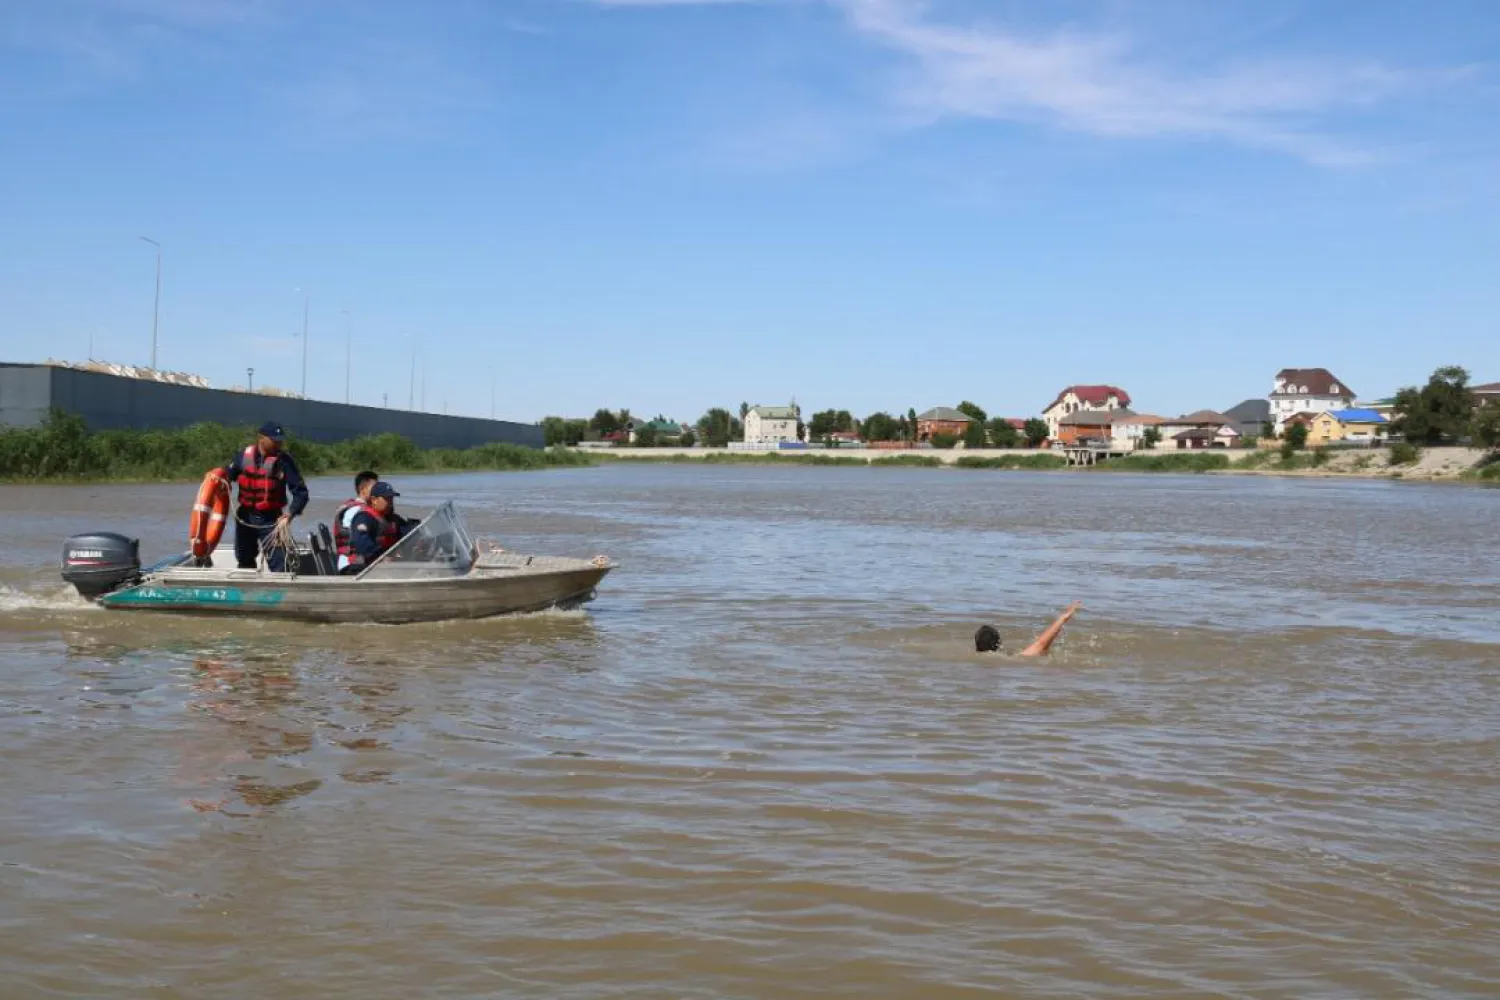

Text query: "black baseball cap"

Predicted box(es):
[258, 421, 286, 441]
[370, 481, 400, 499]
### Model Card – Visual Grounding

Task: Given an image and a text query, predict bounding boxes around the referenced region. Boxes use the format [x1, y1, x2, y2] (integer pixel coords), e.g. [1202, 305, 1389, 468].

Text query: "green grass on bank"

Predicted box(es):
[1095, 452, 1233, 473]
[954, 453, 1068, 470]
[600, 450, 870, 466]
[0, 412, 591, 483]
[1462, 460, 1500, 482]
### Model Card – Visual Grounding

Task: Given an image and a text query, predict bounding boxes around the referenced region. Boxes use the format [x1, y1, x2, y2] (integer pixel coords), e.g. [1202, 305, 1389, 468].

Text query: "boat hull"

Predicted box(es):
[96, 557, 612, 624]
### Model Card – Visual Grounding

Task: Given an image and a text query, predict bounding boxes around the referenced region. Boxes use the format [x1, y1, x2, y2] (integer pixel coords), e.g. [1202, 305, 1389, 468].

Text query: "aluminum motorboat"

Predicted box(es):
[60, 501, 613, 624]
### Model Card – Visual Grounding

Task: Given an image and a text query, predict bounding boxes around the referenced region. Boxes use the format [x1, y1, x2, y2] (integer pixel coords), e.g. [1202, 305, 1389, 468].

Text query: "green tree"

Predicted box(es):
[542, 416, 586, 447]
[930, 432, 959, 449]
[590, 409, 620, 437]
[634, 424, 658, 448]
[987, 419, 1020, 448]
[679, 428, 697, 448]
[963, 420, 988, 449]
[1142, 426, 1162, 450]
[897, 415, 910, 442]
[1023, 418, 1049, 448]
[1280, 421, 1309, 459]
[808, 409, 841, 440]
[957, 401, 988, 424]
[1392, 366, 1474, 445]
[696, 408, 735, 448]
[1260, 419, 1276, 440]
[1472, 400, 1500, 450]
[863, 411, 899, 441]
[739, 402, 750, 422]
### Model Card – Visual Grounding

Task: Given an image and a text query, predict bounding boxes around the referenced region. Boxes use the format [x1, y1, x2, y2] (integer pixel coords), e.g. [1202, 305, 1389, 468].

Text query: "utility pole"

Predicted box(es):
[296, 288, 310, 397]
[383, 392, 388, 408]
[340, 308, 351, 404]
[139, 237, 161, 369]
[408, 343, 416, 410]
[490, 367, 496, 420]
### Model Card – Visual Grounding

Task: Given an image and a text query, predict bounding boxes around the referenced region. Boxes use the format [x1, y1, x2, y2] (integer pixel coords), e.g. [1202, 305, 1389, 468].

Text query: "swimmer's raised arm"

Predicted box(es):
[1018, 601, 1082, 657]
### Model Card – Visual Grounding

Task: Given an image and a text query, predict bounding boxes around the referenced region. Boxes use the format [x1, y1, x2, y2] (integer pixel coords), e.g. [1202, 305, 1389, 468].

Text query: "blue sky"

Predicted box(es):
[1, 0, 1496, 422]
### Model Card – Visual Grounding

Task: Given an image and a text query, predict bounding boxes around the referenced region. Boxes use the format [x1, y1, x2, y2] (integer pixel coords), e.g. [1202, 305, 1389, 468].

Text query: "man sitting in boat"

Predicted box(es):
[216, 421, 309, 571]
[335, 481, 416, 574]
[334, 470, 420, 542]
[334, 470, 379, 526]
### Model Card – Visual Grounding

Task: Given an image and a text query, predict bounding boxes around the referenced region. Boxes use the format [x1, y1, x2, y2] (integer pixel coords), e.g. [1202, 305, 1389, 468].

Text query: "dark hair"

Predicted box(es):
[355, 470, 379, 493]
[974, 625, 1001, 653]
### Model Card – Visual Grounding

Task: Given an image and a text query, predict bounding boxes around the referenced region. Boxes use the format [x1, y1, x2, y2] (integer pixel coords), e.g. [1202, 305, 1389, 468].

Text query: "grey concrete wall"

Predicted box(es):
[0, 364, 543, 449]
[0, 364, 51, 430]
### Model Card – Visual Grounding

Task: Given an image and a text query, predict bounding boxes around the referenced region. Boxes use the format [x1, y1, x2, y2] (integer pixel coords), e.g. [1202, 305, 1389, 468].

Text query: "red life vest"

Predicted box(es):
[235, 445, 287, 512]
[334, 502, 396, 569]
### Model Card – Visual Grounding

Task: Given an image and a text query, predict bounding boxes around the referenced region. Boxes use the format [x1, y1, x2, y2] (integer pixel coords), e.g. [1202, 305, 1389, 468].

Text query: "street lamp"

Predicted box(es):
[138, 237, 161, 370]
[294, 287, 309, 397]
[340, 307, 351, 404]
[247, 367, 255, 392]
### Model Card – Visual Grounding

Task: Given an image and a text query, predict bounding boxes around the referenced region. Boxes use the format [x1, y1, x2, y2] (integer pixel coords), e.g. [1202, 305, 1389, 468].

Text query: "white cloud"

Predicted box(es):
[832, 0, 1432, 164]
[589, 0, 1466, 166]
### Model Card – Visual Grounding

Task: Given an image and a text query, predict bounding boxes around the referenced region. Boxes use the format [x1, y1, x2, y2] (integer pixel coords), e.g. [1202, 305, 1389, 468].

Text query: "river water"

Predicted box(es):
[1, 465, 1496, 998]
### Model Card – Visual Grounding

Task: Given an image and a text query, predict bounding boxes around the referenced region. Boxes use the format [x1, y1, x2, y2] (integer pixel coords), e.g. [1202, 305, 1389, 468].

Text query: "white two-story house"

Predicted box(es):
[1269, 368, 1355, 433]
[1042, 385, 1132, 440]
[744, 404, 801, 446]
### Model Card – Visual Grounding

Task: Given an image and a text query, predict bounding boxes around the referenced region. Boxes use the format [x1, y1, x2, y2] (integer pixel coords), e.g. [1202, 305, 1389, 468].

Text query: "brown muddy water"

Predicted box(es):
[1, 465, 1497, 999]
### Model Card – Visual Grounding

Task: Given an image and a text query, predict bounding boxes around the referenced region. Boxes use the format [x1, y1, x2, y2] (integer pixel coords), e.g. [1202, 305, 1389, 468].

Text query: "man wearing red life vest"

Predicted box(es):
[333, 470, 380, 535]
[336, 481, 413, 574]
[216, 421, 309, 571]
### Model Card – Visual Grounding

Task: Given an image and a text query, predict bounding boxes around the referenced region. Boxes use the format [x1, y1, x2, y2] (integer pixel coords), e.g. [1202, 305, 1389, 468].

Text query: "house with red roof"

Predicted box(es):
[1042, 385, 1132, 439]
[1269, 368, 1354, 433]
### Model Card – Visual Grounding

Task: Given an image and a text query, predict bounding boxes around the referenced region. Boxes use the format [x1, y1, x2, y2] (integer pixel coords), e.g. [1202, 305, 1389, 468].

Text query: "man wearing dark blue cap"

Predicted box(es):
[336, 481, 413, 574]
[215, 421, 310, 571]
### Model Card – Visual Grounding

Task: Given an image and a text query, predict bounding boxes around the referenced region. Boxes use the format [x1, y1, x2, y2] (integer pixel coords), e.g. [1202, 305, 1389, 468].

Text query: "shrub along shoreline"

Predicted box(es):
[0, 413, 593, 483]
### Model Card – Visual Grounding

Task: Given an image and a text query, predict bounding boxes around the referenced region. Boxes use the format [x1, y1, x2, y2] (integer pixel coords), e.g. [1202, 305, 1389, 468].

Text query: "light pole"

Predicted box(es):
[294, 287, 309, 397]
[409, 341, 416, 410]
[139, 237, 161, 369]
[340, 307, 351, 404]
[490, 367, 496, 420]
[247, 367, 255, 392]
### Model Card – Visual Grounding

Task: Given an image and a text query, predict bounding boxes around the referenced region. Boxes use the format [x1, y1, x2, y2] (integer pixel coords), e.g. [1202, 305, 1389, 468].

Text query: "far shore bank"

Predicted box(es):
[578, 445, 1498, 483]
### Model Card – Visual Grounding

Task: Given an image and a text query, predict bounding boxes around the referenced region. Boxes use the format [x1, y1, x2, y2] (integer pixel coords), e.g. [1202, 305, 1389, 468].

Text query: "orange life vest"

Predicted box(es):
[235, 445, 287, 513]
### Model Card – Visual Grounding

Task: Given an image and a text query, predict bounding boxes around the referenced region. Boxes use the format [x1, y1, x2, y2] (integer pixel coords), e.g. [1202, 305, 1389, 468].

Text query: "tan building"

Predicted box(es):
[1042, 385, 1131, 439]
[1306, 409, 1389, 446]
[916, 407, 972, 442]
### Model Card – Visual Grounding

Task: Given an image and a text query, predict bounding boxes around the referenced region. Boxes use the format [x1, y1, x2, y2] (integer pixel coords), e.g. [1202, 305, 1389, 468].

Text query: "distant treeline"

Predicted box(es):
[0, 412, 592, 482]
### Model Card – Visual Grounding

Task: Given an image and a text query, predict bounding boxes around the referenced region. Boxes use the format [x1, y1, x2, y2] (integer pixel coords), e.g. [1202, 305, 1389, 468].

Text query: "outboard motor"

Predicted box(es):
[61, 532, 142, 600]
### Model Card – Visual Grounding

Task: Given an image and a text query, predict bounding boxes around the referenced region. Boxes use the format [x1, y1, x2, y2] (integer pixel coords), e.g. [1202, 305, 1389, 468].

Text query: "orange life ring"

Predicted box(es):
[189, 472, 231, 558]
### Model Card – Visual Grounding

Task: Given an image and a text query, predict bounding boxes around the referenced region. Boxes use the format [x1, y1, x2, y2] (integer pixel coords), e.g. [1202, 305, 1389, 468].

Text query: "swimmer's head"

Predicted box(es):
[974, 625, 1001, 653]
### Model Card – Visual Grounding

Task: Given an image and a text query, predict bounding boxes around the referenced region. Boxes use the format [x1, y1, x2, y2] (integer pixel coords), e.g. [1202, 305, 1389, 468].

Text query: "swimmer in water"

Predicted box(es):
[975, 601, 1082, 656]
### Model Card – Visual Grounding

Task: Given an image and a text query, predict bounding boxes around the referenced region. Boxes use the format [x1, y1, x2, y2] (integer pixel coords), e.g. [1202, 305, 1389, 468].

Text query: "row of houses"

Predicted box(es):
[619, 369, 1500, 450]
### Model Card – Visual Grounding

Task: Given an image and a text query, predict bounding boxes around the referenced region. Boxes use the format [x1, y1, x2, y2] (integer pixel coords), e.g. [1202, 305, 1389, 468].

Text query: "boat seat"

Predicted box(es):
[308, 525, 337, 576]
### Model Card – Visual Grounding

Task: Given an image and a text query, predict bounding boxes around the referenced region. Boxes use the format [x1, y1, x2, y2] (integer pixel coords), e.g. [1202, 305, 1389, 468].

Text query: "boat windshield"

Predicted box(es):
[358, 500, 477, 580]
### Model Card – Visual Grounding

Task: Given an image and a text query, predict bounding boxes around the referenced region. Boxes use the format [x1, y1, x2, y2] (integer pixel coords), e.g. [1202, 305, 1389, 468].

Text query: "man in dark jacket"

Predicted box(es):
[217, 421, 309, 571]
[337, 481, 415, 574]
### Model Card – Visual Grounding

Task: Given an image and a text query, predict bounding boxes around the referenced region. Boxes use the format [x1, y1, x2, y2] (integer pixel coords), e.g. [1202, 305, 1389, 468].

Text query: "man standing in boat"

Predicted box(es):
[216, 421, 309, 571]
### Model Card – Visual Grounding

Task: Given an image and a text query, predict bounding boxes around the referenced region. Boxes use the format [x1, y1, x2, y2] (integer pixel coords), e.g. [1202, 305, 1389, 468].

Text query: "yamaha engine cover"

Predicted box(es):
[61, 532, 142, 600]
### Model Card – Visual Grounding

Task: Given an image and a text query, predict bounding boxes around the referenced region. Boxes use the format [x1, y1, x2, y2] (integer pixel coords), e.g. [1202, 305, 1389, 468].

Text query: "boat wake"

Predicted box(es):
[0, 584, 98, 615]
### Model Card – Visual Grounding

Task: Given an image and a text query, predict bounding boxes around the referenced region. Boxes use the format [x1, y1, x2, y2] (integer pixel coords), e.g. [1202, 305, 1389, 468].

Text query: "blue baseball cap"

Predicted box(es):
[369, 481, 400, 499]
[258, 421, 286, 441]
